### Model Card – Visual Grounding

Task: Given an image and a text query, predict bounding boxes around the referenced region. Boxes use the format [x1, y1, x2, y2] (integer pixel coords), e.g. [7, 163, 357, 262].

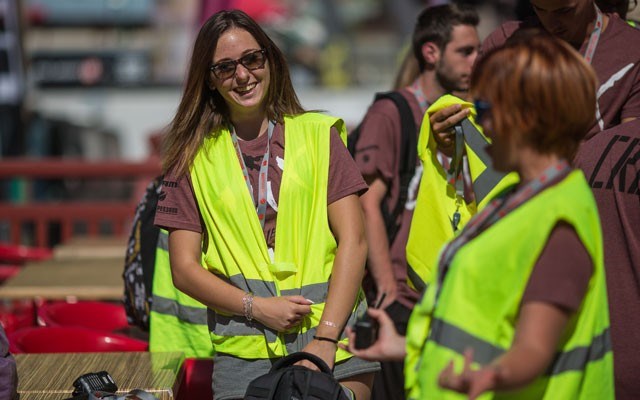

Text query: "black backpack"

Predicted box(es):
[122, 175, 163, 331]
[347, 91, 417, 244]
[244, 352, 351, 400]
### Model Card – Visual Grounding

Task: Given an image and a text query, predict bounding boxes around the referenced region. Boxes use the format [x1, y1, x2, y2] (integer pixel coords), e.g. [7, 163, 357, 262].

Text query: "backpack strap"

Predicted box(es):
[269, 352, 333, 374]
[372, 91, 417, 244]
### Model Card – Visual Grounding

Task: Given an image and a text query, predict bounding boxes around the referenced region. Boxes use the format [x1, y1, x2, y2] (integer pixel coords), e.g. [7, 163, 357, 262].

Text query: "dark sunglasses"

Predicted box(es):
[209, 49, 267, 80]
[474, 99, 492, 124]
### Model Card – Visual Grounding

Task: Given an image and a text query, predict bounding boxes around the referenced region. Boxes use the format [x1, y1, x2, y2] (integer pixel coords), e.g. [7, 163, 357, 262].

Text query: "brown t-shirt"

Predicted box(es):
[483, 15, 640, 398]
[522, 223, 592, 312]
[481, 15, 640, 139]
[574, 120, 640, 399]
[154, 123, 367, 251]
[353, 88, 425, 309]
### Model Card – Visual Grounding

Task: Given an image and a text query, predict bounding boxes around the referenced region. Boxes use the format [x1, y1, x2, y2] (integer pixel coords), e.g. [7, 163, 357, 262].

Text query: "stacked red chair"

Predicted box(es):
[37, 300, 130, 332]
[8, 326, 148, 353]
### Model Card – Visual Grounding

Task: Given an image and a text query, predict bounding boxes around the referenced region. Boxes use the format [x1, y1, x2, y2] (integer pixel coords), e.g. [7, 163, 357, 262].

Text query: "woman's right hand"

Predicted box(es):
[252, 295, 313, 332]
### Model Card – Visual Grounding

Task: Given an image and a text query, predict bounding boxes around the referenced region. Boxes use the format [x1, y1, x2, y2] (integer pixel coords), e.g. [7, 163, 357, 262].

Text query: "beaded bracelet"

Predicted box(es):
[313, 335, 339, 344]
[242, 292, 254, 321]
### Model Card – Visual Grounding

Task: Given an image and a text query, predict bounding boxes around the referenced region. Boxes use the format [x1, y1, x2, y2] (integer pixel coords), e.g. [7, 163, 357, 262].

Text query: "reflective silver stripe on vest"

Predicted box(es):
[151, 294, 208, 325]
[157, 229, 169, 251]
[461, 119, 508, 205]
[281, 282, 330, 304]
[546, 328, 611, 376]
[225, 275, 277, 297]
[407, 265, 427, 293]
[211, 288, 367, 351]
[429, 317, 505, 365]
[431, 318, 612, 375]
[225, 275, 331, 303]
[209, 308, 279, 342]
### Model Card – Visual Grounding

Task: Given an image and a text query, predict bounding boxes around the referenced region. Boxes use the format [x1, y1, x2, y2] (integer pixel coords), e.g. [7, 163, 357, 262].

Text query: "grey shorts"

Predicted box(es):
[212, 353, 380, 400]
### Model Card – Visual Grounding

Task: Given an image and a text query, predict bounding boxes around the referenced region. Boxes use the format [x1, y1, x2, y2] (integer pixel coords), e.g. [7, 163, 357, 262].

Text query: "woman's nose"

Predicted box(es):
[234, 64, 250, 81]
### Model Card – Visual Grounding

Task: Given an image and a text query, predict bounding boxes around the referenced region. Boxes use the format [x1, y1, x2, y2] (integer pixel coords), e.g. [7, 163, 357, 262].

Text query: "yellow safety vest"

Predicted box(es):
[149, 229, 213, 358]
[405, 170, 613, 399]
[406, 95, 518, 292]
[190, 112, 366, 361]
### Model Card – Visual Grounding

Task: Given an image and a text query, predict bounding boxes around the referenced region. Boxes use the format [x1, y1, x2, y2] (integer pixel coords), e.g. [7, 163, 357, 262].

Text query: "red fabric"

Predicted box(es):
[199, 0, 288, 26]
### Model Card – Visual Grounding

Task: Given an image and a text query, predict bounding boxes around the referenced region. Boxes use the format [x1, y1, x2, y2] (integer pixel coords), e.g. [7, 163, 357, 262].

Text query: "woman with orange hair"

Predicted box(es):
[344, 32, 614, 399]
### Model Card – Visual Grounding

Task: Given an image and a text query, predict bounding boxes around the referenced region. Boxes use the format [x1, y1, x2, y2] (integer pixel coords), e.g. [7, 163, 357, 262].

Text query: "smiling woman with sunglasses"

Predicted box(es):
[154, 9, 378, 400]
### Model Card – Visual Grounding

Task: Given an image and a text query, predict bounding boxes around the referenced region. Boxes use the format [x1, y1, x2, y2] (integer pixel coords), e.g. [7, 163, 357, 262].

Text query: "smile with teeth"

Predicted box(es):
[235, 82, 257, 94]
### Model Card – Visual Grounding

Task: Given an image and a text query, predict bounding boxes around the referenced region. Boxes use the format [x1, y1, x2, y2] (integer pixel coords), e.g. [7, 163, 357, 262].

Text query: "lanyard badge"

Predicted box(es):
[230, 120, 275, 229]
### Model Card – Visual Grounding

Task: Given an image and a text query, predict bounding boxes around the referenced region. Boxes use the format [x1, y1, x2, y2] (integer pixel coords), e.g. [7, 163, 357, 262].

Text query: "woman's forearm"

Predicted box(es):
[490, 302, 571, 390]
[318, 194, 368, 339]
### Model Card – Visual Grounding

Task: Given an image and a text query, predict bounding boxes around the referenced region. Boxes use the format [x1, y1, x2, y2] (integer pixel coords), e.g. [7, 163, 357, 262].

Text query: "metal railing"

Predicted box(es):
[0, 157, 161, 247]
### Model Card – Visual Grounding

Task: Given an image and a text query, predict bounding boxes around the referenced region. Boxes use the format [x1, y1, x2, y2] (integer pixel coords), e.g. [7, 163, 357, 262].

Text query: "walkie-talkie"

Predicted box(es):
[72, 371, 118, 397]
[354, 293, 386, 349]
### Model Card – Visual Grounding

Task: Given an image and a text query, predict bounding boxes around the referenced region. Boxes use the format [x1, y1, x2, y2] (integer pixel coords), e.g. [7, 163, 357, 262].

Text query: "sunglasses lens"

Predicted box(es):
[241, 50, 266, 70]
[210, 50, 266, 80]
[213, 62, 237, 79]
[474, 100, 491, 123]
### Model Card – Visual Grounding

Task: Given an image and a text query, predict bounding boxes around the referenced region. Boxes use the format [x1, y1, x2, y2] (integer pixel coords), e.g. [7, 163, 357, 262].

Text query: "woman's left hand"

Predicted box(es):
[296, 339, 337, 371]
[438, 349, 500, 400]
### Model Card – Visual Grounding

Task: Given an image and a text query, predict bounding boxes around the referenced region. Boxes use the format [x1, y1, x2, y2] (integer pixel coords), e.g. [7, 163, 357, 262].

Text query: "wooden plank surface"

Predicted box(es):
[53, 236, 127, 260]
[0, 258, 123, 300]
[16, 352, 184, 400]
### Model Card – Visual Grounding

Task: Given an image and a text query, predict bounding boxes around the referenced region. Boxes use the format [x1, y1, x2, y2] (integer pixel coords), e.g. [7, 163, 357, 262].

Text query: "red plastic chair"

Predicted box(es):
[0, 299, 37, 334]
[37, 301, 130, 332]
[0, 243, 52, 265]
[8, 326, 148, 353]
[0, 264, 21, 283]
[176, 358, 214, 400]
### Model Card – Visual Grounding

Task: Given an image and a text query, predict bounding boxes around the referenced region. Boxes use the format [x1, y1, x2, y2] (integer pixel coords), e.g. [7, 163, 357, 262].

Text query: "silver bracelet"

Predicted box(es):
[242, 292, 254, 321]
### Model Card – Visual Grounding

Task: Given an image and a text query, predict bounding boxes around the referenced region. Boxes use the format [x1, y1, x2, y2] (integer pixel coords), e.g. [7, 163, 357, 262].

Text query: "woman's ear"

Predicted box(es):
[421, 42, 441, 67]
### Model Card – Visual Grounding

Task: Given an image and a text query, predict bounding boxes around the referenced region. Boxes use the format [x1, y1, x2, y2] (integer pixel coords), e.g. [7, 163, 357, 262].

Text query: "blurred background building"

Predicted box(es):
[1, 0, 637, 245]
[0, 0, 534, 163]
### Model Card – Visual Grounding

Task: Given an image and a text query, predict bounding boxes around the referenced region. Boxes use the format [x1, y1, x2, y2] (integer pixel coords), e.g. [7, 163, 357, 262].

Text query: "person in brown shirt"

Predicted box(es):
[478, 2, 640, 397]
[352, 4, 480, 399]
[154, 10, 378, 400]
[345, 32, 609, 399]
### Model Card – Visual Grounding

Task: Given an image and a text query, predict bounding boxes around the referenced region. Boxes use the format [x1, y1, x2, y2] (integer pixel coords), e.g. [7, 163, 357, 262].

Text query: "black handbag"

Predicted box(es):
[244, 352, 351, 400]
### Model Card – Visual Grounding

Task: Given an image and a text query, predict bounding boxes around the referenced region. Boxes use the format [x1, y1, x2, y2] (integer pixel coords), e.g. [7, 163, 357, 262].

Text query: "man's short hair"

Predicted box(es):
[412, 4, 479, 72]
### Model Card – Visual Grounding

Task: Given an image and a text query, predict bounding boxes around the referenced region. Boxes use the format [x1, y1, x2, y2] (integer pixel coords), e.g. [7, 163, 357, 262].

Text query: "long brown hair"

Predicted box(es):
[163, 9, 305, 176]
[471, 30, 598, 160]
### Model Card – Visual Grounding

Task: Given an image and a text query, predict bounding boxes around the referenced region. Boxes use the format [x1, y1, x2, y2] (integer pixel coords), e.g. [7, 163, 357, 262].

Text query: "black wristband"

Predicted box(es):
[313, 335, 339, 344]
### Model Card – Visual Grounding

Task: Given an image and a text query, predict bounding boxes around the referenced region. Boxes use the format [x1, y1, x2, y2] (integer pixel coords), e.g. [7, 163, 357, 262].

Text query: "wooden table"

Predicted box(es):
[16, 351, 184, 400]
[53, 236, 127, 260]
[0, 258, 123, 300]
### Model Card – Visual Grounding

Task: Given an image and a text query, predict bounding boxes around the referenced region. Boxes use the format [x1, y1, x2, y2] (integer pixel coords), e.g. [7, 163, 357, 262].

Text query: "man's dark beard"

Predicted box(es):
[436, 68, 468, 95]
